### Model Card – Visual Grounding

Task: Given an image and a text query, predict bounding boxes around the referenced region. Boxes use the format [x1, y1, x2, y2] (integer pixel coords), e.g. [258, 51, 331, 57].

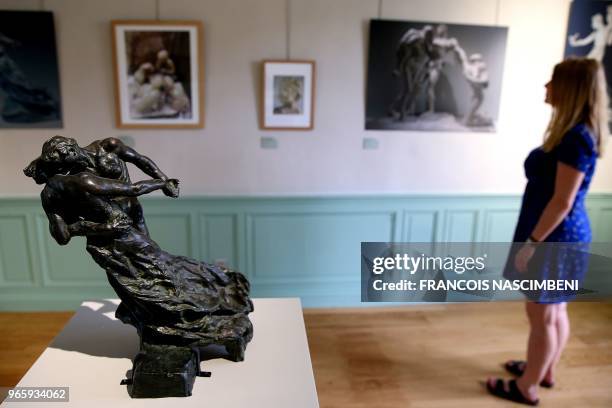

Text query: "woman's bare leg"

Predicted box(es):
[516, 302, 558, 400]
[544, 302, 569, 383]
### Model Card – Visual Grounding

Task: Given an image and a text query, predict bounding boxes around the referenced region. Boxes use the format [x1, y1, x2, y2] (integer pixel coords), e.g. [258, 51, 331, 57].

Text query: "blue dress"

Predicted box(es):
[504, 123, 597, 302]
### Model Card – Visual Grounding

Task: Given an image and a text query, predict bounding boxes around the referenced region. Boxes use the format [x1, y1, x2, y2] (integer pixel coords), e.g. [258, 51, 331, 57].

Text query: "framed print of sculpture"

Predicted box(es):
[111, 20, 204, 129]
[0, 11, 62, 128]
[24, 136, 253, 398]
[260, 60, 315, 130]
[564, 0, 612, 128]
[365, 19, 508, 132]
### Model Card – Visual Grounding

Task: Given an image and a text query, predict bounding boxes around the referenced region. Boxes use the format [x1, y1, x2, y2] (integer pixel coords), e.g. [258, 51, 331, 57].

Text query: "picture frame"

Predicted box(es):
[365, 19, 507, 132]
[260, 60, 315, 130]
[111, 20, 204, 129]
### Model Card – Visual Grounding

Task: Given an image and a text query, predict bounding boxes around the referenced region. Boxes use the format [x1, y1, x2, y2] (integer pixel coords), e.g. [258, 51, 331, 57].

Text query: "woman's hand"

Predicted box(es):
[514, 243, 536, 273]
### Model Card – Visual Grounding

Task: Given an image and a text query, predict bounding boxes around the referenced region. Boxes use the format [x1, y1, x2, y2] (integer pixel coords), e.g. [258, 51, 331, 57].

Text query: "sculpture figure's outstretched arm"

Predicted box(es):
[100, 138, 168, 180]
[452, 43, 469, 70]
[67, 219, 129, 237]
[63, 173, 177, 198]
[99, 138, 179, 198]
[569, 32, 595, 47]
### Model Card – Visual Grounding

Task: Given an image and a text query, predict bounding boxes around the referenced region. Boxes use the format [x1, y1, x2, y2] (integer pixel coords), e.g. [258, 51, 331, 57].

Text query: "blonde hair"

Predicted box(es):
[543, 57, 608, 157]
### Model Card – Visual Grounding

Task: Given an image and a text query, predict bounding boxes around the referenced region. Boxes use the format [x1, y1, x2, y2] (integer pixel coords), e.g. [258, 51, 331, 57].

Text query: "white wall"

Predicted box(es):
[1, 0, 610, 196]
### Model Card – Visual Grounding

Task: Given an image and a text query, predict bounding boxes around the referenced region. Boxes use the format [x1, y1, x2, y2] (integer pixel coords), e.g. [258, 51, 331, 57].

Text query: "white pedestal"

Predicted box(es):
[2, 298, 319, 408]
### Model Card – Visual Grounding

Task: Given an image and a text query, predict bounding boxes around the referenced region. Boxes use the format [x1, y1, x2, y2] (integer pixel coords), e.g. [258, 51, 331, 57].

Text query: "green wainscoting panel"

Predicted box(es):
[482, 210, 520, 242]
[596, 208, 612, 242]
[402, 211, 438, 242]
[0, 194, 611, 310]
[480, 209, 521, 269]
[246, 211, 395, 281]
[0, 215, 34, 286]
[443, 210, 479, 242]
[146, 214, 193, 257]
[199, 214, 238, 269]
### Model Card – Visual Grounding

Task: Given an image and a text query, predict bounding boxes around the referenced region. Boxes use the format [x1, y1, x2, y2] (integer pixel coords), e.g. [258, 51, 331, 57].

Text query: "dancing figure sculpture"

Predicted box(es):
[424, 25, 458, 114]
[453, 44, 492, 127]
[389, 23, 494, 128]
[24, 136, 253, 398]
[390, 24, 470, 120]
[389, 25, 435, 119]
[568, 12, 611, 62]
[128, 48, 191, 119]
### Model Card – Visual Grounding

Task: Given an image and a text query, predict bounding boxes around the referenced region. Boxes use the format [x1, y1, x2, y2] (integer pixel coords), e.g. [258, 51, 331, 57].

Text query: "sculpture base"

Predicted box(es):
[112, 295, 252, 398]
[10, 299, 319, 407]
[125, 344, 206, 398]
[123, 339, 249, 398]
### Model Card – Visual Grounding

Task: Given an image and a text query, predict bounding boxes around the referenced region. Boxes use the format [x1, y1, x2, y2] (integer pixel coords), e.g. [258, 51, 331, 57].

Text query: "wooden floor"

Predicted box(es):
[1, 303, 611, 407]
[0, 311, 73, 388]
[303, 302, 612, 408]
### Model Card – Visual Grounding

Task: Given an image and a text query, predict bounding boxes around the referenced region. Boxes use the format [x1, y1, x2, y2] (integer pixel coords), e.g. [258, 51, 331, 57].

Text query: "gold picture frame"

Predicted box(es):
[111, 20, 204, 129]
[260, 60, 315, 130]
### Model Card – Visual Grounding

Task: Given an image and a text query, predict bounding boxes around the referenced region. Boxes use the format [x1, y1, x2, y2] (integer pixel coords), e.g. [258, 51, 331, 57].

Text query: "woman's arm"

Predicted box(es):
[530, 162, 584, 241]
[514, 162, 584, 272]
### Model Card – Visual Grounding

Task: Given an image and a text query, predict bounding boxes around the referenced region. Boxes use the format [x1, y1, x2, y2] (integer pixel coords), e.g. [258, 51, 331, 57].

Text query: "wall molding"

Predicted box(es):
[1, 193, 611, 310]
[0, 214, 35, 287]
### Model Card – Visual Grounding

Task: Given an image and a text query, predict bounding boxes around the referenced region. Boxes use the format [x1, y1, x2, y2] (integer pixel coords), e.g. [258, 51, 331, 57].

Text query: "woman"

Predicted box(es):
[25, 141, 253, 360]
[487, 58, 608, 405]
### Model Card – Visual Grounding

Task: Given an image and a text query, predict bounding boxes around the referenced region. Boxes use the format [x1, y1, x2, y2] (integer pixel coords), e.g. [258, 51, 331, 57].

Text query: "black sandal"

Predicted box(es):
[504, 360, 555, 388]
[487, 378, 539, 406]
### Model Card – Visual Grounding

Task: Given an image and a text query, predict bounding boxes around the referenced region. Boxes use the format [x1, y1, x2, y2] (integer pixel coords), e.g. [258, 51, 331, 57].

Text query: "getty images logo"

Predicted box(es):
[371, 253, 488, 275]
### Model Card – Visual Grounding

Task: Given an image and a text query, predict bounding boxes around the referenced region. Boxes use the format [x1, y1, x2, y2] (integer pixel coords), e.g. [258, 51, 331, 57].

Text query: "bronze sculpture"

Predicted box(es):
[24, 136, 253, 398]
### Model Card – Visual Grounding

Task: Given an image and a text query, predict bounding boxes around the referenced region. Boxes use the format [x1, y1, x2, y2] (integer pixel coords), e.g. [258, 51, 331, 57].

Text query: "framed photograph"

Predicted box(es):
[260, 60, 315, 130]
[366, 19, 508, 132]
[0, 11, 62, 128]
[111, 20, 203, 129]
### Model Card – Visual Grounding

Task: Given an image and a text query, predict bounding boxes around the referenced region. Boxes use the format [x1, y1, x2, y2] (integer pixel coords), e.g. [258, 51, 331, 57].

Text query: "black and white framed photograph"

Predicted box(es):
[261, 60, 315, 130]
[564, 0, 612, 127]
[0, 10, 62, 128]
[365, 19, 508, 132]
[111, 20, 203, 129]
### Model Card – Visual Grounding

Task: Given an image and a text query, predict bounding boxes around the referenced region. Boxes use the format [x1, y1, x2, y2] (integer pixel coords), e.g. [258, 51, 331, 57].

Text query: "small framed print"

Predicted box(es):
[111, 20, 204, 129]
[260, 60, 315, 130]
